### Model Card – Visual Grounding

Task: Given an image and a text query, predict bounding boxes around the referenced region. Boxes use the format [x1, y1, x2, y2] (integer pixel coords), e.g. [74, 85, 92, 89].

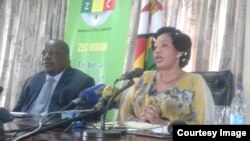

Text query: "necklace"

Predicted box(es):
[159, 71, 183, 84]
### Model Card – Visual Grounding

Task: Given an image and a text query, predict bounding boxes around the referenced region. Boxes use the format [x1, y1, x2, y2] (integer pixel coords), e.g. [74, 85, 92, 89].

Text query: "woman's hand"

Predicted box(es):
[139, 104, 168, 125]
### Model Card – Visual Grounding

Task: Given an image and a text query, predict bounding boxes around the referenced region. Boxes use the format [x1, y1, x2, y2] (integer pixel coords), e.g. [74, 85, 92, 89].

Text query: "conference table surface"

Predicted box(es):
[4, 116, 172, 141]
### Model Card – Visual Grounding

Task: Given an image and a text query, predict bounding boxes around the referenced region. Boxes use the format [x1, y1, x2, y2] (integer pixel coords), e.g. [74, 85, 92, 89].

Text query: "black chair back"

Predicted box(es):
[195, 70, 234, 106]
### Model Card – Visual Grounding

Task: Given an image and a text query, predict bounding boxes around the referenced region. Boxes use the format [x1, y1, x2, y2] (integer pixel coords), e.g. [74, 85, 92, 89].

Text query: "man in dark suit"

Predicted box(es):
[13, 39, 95, 116]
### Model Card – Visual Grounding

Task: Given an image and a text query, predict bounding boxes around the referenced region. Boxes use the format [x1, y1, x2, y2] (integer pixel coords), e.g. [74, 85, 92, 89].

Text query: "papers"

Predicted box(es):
[124, 121, 169, 134]
[124, 121, 162, 129]
[124, 121, 170, 138]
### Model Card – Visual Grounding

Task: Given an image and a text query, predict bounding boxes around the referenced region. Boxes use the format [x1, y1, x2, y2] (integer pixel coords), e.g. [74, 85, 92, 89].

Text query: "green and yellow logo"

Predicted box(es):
[81, 0, 116, 26]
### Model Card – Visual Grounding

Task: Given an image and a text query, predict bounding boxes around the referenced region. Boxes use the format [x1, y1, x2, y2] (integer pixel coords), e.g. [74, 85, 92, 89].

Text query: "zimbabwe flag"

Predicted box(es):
[133, 0, 164, 70]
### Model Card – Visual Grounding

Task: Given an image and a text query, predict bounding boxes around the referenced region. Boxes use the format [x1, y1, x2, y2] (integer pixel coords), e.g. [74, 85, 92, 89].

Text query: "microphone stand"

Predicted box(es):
[12, 109, 97, 141]
[83, 80, 135, 138]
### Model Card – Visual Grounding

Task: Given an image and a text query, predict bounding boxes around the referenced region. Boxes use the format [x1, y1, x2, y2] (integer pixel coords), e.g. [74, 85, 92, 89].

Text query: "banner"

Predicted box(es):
[64, 0, 132, 84]
[133, 0, 164, 70]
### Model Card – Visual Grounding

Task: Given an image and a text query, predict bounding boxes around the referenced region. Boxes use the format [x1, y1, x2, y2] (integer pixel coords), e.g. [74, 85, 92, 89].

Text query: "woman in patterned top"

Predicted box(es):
[120, 26, 215, 125]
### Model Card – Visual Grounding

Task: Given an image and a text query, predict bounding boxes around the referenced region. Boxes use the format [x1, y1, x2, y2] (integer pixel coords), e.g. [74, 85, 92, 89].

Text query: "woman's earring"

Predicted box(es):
[177, 52, 183, 58]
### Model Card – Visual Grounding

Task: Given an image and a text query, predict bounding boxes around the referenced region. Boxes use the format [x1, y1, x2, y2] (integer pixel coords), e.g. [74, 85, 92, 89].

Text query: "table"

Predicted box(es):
[4, 116, 172, 141]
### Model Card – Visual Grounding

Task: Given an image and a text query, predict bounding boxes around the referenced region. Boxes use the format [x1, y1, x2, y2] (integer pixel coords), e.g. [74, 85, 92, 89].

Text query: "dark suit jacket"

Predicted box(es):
[13, 67, 95, 113]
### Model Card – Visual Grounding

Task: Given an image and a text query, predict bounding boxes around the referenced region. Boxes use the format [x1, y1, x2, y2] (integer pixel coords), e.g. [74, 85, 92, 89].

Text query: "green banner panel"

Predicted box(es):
[65, 0, 132, 85]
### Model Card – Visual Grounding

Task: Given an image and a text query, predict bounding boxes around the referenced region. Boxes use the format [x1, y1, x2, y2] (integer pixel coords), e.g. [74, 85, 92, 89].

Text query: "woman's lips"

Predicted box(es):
[155, 56, 163, 63]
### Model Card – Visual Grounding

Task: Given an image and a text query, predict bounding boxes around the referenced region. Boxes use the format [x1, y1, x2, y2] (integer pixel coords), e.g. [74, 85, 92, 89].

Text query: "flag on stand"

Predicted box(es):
[133, 0, 164, 70]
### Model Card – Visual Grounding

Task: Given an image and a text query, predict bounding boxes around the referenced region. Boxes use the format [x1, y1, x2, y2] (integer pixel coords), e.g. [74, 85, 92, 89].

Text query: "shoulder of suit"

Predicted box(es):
[24, 71, 46, 85]
[66, 67, 94, 79]
[28, 71, 46, 79]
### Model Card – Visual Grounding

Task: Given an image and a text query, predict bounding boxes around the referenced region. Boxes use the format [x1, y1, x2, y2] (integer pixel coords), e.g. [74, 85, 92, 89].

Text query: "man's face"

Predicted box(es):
[41, 42, 69, 76]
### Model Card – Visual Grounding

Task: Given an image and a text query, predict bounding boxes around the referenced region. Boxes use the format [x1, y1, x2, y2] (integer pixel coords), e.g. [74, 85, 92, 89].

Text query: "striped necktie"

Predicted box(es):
[41, 77, 55, 103]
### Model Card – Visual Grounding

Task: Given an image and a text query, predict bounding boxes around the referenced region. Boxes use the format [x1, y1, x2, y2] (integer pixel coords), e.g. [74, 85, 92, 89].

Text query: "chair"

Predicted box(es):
[195, 70, 234, 106]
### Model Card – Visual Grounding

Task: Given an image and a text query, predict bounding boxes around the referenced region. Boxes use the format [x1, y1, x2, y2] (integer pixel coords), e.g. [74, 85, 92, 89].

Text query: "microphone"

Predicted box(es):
[93, 85, 119, 110]
[62, 84, 105, 110]
[76, 84, 105, 109]
[42, 84, 105, 126]
[71, 84, 106, 123]
[115, 68, 143, 83]
[83, 80, 135, 138]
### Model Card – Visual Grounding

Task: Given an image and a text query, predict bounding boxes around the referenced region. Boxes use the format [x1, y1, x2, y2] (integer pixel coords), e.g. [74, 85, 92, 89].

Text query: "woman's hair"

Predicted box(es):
[154, 26, 192, 68]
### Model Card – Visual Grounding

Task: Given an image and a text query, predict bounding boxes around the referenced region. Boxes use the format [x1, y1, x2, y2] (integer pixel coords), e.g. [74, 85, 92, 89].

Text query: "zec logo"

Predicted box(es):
[81, 0, 116, 27]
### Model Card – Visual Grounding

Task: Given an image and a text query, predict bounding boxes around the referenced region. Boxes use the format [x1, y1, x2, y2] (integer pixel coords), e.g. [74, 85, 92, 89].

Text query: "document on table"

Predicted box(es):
[124, 121, 168, 133]
[124, 121, 170, 138]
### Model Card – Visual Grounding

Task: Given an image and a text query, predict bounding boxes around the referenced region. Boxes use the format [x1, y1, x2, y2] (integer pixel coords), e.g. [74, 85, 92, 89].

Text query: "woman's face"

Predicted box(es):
[153, 33, 179, 70]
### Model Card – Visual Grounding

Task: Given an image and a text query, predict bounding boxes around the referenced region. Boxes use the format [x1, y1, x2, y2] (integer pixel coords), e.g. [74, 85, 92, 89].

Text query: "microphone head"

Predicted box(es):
[133, 68, 144, 77]
[0, 108, 14, 123]
[93, 85, 120, 110]
[117, 68, 144, 82]
[102, 85, 120, 101]
[126, 68, 144, 79]
[78, 84, 105, 109]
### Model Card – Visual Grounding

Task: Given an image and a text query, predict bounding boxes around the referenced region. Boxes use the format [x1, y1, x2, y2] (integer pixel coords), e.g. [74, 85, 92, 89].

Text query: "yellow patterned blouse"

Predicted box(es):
[120, 71, 215, 124]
